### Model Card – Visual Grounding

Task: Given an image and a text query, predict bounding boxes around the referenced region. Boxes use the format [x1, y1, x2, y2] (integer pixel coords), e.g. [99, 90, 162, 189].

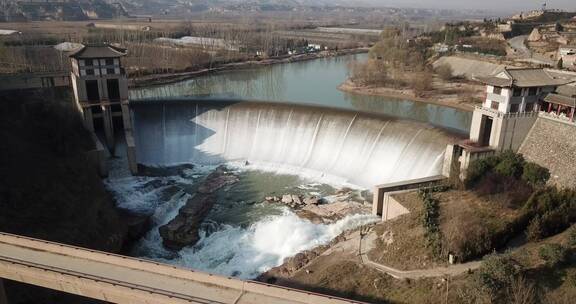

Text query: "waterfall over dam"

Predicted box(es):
[131, 100, 458, 188]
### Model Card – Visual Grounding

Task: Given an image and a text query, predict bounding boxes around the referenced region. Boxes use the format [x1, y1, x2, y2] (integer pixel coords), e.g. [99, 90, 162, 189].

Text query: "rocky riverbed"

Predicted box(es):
[159, 165, 239, 250]
[263, 188, 371, 224]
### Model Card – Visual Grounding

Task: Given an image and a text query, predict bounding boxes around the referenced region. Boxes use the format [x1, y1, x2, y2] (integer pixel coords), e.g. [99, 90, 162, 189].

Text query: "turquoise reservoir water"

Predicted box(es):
[130, 53, 472, 133]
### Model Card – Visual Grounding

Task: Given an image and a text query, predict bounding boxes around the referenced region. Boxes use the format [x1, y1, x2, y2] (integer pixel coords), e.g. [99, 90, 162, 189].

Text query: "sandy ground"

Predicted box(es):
[338, 77, 484, 112]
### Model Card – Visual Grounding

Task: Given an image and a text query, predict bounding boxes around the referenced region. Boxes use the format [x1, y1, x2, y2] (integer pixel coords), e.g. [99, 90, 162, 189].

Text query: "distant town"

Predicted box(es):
[1, 2, 576, 304]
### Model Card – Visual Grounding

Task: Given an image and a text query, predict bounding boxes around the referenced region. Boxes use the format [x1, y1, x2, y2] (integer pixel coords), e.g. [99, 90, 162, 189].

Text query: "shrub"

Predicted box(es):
[526, 217, 543, 241]
[522, 163, 550, 187]
[475, 253, 522, 300]
[569, 226, 576, 247]
[494, 151, 525, 179]
[523, 188, 576, 240]
[465, 155, 500, 188]
[412, 71, 434, 96]
[539, 243, 568, 266]
[444, 215, 492, 261]
[420, 190, 443, 258]
[435, 63, 454, 80]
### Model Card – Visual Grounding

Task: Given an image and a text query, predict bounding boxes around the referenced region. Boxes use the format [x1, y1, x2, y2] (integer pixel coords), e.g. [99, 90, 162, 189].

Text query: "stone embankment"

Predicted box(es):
[519, 117, 576, 189]
[159, 166, 239, 250]
[264, 189, 370, 224]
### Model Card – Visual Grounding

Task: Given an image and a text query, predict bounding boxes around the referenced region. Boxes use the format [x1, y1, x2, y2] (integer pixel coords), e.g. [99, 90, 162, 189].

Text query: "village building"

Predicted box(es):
[444, 67, 575, 180]
[69, 44, 137, 175]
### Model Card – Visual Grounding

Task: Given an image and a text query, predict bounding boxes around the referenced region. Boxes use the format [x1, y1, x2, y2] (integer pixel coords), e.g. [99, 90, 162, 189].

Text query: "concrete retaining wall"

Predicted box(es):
[519, 116, 576, 189]
[372, 175, 446, 221]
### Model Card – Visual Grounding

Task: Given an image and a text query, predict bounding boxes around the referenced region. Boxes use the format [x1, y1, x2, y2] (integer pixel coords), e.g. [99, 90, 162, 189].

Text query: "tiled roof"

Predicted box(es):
[477, 68, 574, 87]
[474, 76, 513, 87]
[543, 93, 576, 107]
[557, 84, 576, 97]
[504, 68, 572, 87]
[69, 44, 126, 59]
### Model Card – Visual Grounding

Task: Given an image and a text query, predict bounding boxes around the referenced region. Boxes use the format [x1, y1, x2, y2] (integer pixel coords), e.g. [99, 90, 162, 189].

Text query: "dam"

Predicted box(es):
[0, 45, 470, 303]
[98, 50, 464, 281]
[131, 100, 456, 188]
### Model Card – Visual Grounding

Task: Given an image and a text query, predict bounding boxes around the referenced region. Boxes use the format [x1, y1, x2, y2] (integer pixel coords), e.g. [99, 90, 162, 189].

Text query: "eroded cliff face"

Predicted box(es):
[0, 94, 128, 303]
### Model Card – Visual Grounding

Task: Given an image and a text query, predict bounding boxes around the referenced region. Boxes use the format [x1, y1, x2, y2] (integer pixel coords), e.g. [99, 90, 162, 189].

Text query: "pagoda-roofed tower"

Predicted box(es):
[69, 44, 130, 156]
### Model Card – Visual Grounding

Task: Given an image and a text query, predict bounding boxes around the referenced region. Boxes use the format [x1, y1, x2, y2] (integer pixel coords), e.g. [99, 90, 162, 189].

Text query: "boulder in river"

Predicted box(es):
[197, 166, 239, 194]
[159, 194, 216, 250]
[159, 165, 239, 250]
[281, 195, 293, 204]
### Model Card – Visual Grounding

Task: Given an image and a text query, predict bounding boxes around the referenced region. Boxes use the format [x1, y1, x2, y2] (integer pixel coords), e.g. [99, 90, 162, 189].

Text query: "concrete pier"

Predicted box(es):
[372, 175, 447, 221]
[0, 278, 8, 304]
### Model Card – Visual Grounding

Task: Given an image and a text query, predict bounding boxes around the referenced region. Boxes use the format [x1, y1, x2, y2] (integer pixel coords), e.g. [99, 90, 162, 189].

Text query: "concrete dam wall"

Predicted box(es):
[131, 101, 458, 188]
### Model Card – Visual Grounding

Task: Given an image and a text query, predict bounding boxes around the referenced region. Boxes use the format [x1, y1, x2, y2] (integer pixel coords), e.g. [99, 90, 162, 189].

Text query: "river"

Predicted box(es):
[130, 53, 472, 133]
[106, 53, 469, 280]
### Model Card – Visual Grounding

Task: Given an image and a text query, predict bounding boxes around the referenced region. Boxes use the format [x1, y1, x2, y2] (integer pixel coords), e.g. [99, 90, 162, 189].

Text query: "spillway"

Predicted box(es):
[131, 100, 457, 188]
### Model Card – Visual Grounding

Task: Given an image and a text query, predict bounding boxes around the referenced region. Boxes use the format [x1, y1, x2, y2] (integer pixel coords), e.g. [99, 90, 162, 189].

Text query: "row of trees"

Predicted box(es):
[346, 27, 435, 96]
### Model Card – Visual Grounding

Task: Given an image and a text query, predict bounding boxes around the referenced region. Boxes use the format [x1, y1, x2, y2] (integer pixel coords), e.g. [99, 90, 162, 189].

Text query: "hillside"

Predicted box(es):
[1, 0, 128, 22]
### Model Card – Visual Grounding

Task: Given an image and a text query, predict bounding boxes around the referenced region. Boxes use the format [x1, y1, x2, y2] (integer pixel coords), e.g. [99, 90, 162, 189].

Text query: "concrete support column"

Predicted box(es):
[0, 278, 8, 304]
[102, 105, 115, 155]
[372, 187, 384, 217]
[83, 107, 95, 132]
[120, 101, 132, 132]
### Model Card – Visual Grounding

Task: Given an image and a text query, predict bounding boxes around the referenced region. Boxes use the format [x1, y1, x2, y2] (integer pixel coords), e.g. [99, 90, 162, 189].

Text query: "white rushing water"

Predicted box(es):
[132, 102, 454, 188]
[107, 168, 378, 279]
[106, 101, 457, 279]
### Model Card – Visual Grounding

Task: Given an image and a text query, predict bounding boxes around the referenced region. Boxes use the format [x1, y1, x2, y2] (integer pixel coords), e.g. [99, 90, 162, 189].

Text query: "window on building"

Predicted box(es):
[528, 87, 538, 96]
[525, 103, 534, 112]
[105, 58, 114, 66]
[490, 100, 499, 110]
[513, 88, 522, 97]
[85, 59, 93, 66]
[107, 68, 115, 75]
[493, 86, 502, 95]
[86, 69, 94, 75]
[510, 103, 519, 113]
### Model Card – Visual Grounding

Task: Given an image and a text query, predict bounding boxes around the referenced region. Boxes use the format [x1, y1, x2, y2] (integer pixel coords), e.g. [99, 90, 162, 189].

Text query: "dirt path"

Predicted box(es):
[358, 229, 481, 279]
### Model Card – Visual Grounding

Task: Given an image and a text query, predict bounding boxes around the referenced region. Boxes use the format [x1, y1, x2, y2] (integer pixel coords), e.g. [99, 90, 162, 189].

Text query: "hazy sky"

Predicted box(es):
[363, 0, 576, 11]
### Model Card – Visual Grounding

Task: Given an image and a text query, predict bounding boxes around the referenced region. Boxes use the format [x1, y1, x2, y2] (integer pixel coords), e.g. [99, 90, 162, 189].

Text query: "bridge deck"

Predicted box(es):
[0, 233, 363, 304]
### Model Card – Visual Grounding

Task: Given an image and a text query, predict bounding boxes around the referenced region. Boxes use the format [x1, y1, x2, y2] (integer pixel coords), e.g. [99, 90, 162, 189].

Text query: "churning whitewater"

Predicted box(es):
[107, 169, 378, 279]
[108, 101, 458, 279]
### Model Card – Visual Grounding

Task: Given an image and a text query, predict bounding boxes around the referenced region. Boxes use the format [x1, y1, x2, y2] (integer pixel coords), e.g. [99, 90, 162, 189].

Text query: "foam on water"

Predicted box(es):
[134, 208, 377, 279]
[106, 165, 376, 279]
[108, 102, 456, 279]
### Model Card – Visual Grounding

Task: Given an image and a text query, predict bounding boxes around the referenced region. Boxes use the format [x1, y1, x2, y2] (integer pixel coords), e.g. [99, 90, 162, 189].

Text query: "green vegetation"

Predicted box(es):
[419, 190, 443, 258]
[523, 188, 576, 241]
[465, 151, 550, 189]
[427, 22, 476, 44]
[348, 27, 434, 96]
[465, 151, 576, 245]
[539, 243, 569, 266]
[472, 253, 521, 301]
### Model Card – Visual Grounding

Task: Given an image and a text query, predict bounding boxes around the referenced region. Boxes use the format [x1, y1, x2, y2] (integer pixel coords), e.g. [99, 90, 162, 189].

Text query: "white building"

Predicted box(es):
[443, 68, 574, 180]
[69, 44, 137, 174]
